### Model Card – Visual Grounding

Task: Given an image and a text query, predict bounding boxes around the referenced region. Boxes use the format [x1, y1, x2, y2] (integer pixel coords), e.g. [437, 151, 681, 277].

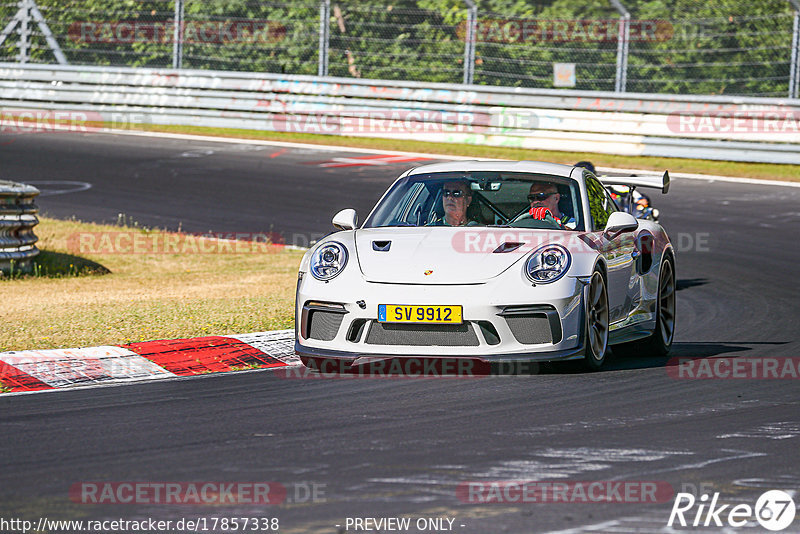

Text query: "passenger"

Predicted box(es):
[437, 180, 474, 226]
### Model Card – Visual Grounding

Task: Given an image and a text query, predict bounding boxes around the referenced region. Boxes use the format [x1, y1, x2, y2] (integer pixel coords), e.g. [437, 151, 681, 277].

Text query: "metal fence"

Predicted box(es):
[3, 63, 799, 164]
[1, 0, 799, 98]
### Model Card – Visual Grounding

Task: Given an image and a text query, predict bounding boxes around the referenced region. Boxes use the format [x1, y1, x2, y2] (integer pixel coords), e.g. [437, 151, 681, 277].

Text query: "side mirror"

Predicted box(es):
[603, 211, 638, 238]
[332, 208, 358, 231]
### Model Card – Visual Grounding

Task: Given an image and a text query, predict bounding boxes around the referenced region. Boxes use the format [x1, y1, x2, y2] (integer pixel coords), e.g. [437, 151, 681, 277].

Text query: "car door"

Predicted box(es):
[585, 175, 637, 323]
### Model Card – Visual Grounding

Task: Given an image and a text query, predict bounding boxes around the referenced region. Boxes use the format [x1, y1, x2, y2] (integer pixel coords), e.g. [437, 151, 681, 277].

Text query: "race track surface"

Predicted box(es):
[1, 132, 799, 533]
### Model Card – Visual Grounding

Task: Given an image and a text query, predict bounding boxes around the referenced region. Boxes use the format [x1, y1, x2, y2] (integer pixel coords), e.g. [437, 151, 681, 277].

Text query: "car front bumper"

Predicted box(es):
[294, 341, 585, 365]
[295, 272, 588, 363]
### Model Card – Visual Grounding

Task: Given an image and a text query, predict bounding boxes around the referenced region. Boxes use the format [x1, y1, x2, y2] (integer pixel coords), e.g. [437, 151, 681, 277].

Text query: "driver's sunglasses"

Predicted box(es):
[443, 189, 466, 198]
[528, 192, 558, 202]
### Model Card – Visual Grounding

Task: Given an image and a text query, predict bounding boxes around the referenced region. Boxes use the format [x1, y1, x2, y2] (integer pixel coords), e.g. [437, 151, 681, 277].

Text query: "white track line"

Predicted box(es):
[105, 129, 800, 188]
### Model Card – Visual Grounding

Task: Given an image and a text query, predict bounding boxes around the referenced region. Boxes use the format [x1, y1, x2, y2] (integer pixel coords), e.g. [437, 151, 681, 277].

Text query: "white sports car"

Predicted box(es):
[295, 161, 675, 370]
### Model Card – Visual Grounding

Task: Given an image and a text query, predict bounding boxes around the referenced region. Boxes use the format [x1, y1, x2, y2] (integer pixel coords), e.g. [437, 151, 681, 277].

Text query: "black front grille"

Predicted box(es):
[365, 322, 480, 346]
[307, 310, 345, 341]
[505, 314, 553, 344]
[501, 305, 562, 345]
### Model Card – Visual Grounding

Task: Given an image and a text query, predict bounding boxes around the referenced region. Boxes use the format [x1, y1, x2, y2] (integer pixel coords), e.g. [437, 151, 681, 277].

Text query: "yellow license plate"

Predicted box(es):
[378, 304, 462, 324]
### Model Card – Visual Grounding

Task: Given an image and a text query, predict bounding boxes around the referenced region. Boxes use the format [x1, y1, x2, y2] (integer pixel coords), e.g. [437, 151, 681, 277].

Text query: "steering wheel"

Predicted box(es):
[509, 209, 564, 229]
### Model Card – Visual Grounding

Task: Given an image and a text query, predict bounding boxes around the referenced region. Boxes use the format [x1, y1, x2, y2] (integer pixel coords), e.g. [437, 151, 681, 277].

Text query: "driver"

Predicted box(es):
[528, 182, 576, 229]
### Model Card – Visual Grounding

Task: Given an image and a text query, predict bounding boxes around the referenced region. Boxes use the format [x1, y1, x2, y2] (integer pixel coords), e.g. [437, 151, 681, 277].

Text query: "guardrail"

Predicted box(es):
[0, 180, 39, 274]
[1, 63, 799, 164]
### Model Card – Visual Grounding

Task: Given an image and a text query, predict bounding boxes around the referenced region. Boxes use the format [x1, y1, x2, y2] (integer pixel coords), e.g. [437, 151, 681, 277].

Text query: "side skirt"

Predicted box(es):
[609, 319, 655, 345]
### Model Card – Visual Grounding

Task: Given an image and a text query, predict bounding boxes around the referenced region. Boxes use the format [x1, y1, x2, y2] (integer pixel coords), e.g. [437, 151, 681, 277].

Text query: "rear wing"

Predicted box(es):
[598, 171, 670, 194]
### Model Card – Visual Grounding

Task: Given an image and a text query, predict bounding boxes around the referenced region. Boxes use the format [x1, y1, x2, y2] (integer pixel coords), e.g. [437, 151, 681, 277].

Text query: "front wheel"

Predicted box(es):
[646, 258, 676, 356]
[581, 270, 609, 371]
[616, 257, 675, 357]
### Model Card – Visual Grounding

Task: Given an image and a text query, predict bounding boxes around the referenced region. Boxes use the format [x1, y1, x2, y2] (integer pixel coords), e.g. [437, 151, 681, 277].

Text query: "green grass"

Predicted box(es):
[1, 217, 303, 351]
[130, 123, 800, 182]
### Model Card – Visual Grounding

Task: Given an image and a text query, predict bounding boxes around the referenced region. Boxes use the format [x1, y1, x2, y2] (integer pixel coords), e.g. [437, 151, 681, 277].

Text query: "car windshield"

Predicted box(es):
[363, 171, 584, 231]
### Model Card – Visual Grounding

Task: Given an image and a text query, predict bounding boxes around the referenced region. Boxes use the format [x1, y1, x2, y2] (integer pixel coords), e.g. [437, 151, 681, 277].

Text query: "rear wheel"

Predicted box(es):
[581, 270, 609, 371]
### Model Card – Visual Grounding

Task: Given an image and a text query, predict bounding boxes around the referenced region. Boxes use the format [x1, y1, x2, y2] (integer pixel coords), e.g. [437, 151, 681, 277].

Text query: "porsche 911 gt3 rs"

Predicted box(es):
[295, 161, 675, 370]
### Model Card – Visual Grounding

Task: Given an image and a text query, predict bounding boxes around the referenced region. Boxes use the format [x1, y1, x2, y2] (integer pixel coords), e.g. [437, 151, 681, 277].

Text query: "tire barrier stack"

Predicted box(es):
[0, 180, 40, 274]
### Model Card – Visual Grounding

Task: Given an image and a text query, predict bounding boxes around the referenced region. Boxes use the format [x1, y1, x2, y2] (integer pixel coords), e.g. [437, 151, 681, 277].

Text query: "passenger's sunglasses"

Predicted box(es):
[528, 192, 558, 202]
[443, 189, 466, 198]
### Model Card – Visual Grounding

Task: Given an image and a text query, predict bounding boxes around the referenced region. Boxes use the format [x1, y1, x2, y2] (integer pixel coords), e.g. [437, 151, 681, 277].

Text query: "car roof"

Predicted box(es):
[406, 160, 577, 179]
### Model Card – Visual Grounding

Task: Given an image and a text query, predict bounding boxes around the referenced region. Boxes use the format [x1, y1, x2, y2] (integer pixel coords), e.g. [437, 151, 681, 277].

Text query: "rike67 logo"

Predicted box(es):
[668, 490, 796, 531]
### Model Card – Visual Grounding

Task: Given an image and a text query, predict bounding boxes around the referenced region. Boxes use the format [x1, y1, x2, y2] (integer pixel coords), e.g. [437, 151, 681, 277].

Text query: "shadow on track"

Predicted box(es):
[505, 340, 789, 375]
[296, 340, 789, 379]
[676, 278, 709, 291]
[584, 340, 790, 374]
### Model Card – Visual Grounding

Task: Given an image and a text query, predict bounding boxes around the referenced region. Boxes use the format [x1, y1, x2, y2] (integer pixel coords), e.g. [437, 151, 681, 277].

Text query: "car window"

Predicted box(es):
[586, 173, 617, 231]
[363, 171, 584, 230]
[394, 182, 434, 226]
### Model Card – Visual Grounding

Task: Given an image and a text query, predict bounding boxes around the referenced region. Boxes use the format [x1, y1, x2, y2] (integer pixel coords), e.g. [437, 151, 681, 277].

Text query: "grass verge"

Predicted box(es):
[0, 217, 302, 351]
[129, 123, 800, 182]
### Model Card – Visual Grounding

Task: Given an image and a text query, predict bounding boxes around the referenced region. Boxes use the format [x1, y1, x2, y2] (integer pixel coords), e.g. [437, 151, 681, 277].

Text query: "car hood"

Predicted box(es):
[354, 227, 552, 284]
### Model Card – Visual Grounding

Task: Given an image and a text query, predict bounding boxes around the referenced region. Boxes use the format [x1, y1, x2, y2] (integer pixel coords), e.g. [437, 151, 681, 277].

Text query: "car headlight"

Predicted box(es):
[310, 241, 348, 281]
[525, 244, 571, 283]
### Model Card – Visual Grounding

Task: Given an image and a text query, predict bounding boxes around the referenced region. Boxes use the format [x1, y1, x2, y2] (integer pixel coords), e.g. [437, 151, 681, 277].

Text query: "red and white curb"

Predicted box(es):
[0, 330, 299, 394]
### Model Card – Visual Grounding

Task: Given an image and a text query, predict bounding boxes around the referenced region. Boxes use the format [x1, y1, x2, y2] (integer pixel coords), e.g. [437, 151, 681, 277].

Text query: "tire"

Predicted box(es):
[644, 257, 676, 356]
[616, 257, 676, 357]
[581, 269, 610, 371]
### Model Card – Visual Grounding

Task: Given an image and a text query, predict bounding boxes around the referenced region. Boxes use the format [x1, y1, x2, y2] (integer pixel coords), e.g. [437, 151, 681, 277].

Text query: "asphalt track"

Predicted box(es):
[1, 132, 800, 533]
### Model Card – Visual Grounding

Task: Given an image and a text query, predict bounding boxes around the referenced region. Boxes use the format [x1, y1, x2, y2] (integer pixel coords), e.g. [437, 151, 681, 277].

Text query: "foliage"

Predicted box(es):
[0, 0, 795, 95]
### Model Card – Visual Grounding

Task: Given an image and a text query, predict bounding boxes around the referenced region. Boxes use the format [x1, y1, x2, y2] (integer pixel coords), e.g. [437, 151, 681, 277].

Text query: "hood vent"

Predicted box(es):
[493, 242, 525, 253]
